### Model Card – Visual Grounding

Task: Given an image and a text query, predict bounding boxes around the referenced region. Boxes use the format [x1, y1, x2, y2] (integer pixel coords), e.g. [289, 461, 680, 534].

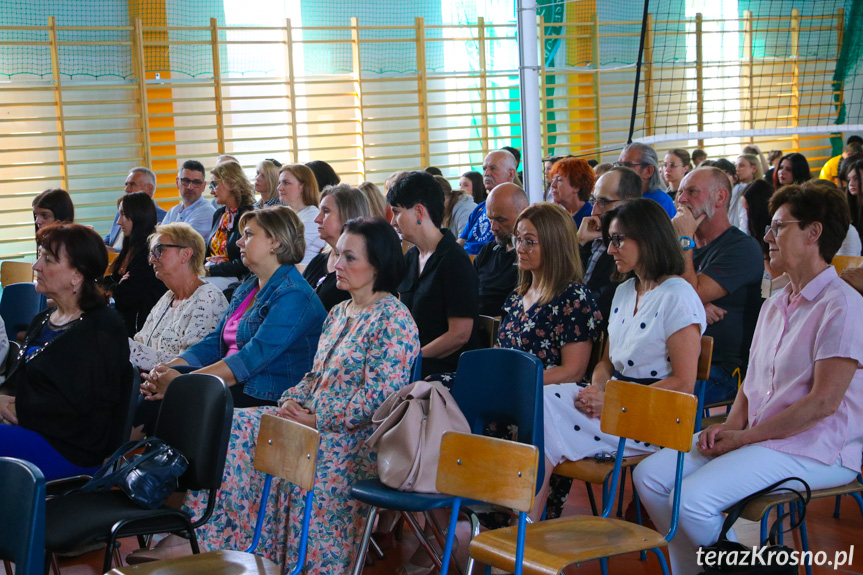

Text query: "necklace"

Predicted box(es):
[50, 309, 83, 328]
[347, 293, 386, 318]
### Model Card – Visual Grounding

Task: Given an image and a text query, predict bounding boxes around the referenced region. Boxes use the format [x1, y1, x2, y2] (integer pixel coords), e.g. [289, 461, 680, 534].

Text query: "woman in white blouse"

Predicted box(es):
[130, 223, 228, 372]
[277, 164, 326, 266]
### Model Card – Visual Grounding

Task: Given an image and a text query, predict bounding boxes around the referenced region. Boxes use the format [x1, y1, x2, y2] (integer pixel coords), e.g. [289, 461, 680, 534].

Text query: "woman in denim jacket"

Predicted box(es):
[138, 207, 326, 428]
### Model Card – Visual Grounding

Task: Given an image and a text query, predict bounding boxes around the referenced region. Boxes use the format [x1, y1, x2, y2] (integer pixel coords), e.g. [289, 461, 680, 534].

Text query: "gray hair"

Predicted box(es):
[623, 143, 663, 191]
[129, 167, 157, 188]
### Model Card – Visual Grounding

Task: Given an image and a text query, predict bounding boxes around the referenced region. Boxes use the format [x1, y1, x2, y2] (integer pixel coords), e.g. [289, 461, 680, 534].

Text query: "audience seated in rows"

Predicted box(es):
[549, 157, 595, 229]
[104, 167, 167, 251]
[32, 188, 74, 233]
[102, 191, 168, 337]
[634, 183, 863, 575]
[389, 171, 479, 377]
[134, 218, 420, 575]
[161, 160, 217, 239]
[673, 167, 764, 404]
[303, 184, 372, 311]
[458, 149, 518, 255]
[536, 198, 706, 522]
[277, 163, 325, 266]
[0, 224, 129, 481]
[617, 142, 676, 218]
[474, 183, 529, 316]
[129, 223, 228, 373]
[204, 160, 255, 290]
[136, 207, 326, 434]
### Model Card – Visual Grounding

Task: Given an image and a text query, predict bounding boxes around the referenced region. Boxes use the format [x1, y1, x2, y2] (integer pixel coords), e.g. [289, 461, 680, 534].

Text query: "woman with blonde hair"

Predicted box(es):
[357, 181, 389, 220]
[731, 154, 765, 233]
[277, 164, 325, 265]
[253, 159, 284, 209]
[204, 160, 256, 289]
[129, 222, 228, 372]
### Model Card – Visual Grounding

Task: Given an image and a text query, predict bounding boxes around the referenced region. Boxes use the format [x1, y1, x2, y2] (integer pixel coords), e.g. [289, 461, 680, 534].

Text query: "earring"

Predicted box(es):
[73, 287, 78, 295]
[416, 219, 422, 225]
[270, 248, 275, 254]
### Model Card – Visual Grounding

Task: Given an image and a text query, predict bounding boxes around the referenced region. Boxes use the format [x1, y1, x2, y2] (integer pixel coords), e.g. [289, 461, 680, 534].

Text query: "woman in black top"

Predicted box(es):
[103, 191, 167, 336]
[387, 171, 479, 377]
[0, 224, 129, 480]
[205, 160, 256, 290]
[302, 184, 371, 310]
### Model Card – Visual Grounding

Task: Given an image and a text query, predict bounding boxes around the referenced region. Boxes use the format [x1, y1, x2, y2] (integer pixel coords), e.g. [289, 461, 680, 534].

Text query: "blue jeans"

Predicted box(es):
[0, 425, 100, 481]
[702, 364, 740, 405]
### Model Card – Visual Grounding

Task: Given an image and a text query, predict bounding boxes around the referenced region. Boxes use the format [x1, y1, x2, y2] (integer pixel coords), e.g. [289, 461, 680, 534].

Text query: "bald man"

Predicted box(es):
[457, 150, 518, 255]
[475, 183, 529, 316]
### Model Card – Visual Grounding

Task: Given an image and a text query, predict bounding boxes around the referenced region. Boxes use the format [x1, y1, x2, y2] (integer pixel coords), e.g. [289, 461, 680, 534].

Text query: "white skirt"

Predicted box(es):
[544, 383, 659, 466]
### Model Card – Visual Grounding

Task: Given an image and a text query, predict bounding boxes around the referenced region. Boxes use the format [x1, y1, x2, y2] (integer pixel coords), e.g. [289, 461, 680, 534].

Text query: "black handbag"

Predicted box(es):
[78, 438, 188, 509]
[697, 477, 811, 575]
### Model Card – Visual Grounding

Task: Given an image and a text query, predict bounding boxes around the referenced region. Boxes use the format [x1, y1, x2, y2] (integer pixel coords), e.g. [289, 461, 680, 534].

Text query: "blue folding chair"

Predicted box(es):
[107, 414, 321, 575]
[0, 458, 46, 575]
[349, 348, 544, 575]
[439, 380, 698, 575]
[0, 282, 46, 340]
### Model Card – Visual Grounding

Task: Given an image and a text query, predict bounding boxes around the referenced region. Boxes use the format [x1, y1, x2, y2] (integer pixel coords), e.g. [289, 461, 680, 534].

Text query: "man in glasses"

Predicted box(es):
[104, 166, 167, 250]
[162, 159, 217, 239]
[616, 142, 676, 218]
[673, 167, 764, 404]
[576, 166, 642, 323]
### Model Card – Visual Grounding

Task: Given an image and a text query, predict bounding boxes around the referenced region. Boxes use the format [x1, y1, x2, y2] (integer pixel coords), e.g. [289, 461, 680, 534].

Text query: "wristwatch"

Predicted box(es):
[679, 235, 695, 251]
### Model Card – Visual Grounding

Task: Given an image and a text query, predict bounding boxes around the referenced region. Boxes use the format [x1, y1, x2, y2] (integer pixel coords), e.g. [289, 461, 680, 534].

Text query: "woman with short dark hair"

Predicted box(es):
[32, 188, 74, 232]
[103, 191, 168, 336]
[388, 171, 479, 377]
[0, 224, 129, 480]
[635, 183, 863, 575]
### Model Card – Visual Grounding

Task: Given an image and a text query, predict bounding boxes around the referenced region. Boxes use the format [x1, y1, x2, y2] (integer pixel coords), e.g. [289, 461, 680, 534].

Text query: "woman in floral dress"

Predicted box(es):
[133, 218, 419, 574]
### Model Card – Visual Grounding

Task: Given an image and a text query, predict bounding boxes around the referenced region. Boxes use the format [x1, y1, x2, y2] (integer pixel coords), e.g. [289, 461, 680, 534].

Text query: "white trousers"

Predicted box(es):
[632, 433, 857, 575]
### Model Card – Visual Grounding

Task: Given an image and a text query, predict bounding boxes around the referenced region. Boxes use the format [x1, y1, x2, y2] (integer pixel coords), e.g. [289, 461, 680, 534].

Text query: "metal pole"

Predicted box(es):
[627, 0, 650, 145]
[517, 0, 543, 204]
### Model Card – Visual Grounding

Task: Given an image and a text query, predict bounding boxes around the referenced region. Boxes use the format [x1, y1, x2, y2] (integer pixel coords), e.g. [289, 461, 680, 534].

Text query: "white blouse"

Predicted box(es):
[295, 205, 326, 266]
[129, 282, 229, 371]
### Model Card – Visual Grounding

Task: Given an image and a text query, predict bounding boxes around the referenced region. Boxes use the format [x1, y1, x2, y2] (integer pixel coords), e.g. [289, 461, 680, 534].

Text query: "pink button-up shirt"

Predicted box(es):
[744, 266, 863, 471]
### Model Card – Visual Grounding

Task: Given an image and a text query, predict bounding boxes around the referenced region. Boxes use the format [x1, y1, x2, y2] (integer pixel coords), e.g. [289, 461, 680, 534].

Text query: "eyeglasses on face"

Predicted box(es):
[764, 220, 802, 237]
[606, 233, 627, 248]
[179, 177, 205, 187]
[209, 180, 219, 191]
[512, 236, 540, 252]
[589, 196, 621, 209]
[148, 243, 186, 260]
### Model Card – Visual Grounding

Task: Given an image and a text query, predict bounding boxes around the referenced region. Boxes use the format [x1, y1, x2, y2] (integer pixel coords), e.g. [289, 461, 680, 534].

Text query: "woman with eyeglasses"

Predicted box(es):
[103, 192, 168, 337]
[662, 149, 692, 200]
[531, 198, 706, 522]
[204, 161, 256, 291]
[635, 185, 863, 575]
[129, 223, 227, 373]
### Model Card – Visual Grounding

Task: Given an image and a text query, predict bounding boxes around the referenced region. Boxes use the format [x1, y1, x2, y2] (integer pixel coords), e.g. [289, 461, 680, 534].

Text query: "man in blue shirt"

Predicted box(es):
[162, 159, 217, 239]
[616, 142, 677, 218]
[104, 167, 167, 250]
[457, 149, 518, 255]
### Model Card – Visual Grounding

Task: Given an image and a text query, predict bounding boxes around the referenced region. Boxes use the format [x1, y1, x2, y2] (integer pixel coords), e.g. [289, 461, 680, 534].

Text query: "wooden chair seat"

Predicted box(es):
[553, 455, 647, 484]
[469, 516, 667, 575]
[108, 550, 281, 575]
[737, 479, 863, 523]
[700, 414, 728, 428]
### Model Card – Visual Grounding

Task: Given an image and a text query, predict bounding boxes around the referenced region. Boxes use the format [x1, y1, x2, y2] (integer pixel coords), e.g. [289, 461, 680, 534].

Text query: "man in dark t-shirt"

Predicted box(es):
[474, 183, 529, 316]
[674, 167, 764, 404]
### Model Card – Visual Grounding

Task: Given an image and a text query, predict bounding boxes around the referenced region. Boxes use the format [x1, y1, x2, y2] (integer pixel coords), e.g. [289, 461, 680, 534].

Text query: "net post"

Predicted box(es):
[743, 10, 754, 137]
[210, 17, 225, 156]
[643, 13, 654, 137]
[350, 17, 366, 181]
[284, 18, 299, 165]
[834, 8, 845, 123]
[478, 16, 489, 158]
[591, 12, 602, 162]
[695, 13, 704, 149]
[131, 17, 152, 168]
[415, 17, 430, 169]
[47, 16, 69, 191]
[539, 13, 548, 161]
[626, 0, 650, 145]
[790, 8, 800, 152]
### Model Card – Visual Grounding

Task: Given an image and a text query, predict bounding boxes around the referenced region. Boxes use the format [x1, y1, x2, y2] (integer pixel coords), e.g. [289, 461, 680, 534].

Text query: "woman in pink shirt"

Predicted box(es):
[633, 184, 863, 575]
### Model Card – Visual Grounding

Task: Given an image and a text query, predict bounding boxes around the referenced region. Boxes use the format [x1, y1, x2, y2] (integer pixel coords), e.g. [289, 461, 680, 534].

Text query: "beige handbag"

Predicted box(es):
[367, 380, 470, 493]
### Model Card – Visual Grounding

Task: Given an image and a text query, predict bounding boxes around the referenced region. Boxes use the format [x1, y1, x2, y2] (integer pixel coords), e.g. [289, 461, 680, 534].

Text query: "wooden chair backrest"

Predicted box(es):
[600, 380, 697, 453]
[832, 255, 863, 274]
[436, 431, 538, 513]
[477, 315, 501, 348]
[253, 414, 320, 491]
[698, 335, 713, 381]
[1, 261, 33, 289]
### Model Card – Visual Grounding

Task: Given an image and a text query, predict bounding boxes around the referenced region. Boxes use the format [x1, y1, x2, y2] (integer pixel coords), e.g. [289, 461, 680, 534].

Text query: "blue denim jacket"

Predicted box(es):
[180, 265, 326, 401]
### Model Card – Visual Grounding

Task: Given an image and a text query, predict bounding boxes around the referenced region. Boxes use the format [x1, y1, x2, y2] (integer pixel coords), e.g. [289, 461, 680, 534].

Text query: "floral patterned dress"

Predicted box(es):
[184, 295, 419, 574]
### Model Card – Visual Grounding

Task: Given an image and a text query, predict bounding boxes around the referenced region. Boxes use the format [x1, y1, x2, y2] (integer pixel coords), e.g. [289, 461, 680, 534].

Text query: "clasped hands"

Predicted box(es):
[140, 363, 180, 401]
[575, 385, 604, 419]
[276, 399, 317, 429]
[696, 423, 746, 457]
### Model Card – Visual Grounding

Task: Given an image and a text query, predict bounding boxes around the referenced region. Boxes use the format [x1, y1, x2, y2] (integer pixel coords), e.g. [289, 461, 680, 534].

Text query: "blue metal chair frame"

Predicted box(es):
[0, 458, 46, 575]
[0, 282, 47, 341]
